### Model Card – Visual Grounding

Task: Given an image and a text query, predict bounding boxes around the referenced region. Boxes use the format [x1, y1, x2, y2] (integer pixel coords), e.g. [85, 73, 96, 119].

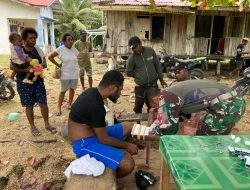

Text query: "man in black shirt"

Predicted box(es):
[69, 70, 138, 180]
[230, 38, 249, 79]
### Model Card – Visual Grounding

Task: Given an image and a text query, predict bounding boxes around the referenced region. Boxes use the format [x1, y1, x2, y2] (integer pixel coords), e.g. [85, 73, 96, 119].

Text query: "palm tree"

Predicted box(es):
[55, 0, 104, 42]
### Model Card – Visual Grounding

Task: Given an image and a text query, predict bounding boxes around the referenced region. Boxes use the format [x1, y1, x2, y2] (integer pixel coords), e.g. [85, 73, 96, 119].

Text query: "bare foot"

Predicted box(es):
[31, 127, 41, 136]
[45, 125, 57, 134]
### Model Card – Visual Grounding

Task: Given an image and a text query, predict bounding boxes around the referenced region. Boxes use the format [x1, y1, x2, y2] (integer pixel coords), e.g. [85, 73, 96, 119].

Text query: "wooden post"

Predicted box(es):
[186, 15, 196, 55]
[223, 16, 230, 38]
[216, 60, 221, 75]
[208, 16, 214, 55]
[160, 157, 169, 190]
[159, 157, 178, 190]
[242, 13, 247, 38]
[145, 108, 157, 166]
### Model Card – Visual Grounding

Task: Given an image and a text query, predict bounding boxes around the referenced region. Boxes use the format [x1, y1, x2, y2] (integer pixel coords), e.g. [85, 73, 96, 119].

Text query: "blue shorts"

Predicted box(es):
[16, 73, 47, 107]
[72, 123, 125, 170]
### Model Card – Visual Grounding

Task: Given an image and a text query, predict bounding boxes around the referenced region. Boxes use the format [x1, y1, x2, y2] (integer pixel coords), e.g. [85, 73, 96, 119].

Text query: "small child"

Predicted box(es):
[9, 32, 33, 84]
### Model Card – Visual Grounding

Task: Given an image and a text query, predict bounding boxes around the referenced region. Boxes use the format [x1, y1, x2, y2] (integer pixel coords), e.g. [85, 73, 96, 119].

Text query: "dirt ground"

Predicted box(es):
[0, 57, 249, 190]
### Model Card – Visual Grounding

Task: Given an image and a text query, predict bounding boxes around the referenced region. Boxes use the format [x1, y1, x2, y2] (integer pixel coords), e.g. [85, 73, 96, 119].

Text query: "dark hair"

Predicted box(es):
[145, 88, 161, 106]
[99, 70, 124, 87]
[61, 33, 73, 42]
[9, 32, 21, 43]
[21, 27, 38, 39]
[128, 36, 141, 47]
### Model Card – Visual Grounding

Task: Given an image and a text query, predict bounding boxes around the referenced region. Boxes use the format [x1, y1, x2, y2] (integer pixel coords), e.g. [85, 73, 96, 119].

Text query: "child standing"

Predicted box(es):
[9, 32, 33, 84]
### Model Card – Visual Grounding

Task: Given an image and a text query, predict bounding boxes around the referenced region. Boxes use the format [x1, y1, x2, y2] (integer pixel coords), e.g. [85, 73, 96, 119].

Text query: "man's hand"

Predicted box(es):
[160, 80, 168, 88]
[126, 143, 138, 155]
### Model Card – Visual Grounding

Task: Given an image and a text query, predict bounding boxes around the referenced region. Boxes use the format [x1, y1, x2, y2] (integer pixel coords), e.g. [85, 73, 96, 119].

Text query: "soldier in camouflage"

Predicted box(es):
[146, 80, 246, 135]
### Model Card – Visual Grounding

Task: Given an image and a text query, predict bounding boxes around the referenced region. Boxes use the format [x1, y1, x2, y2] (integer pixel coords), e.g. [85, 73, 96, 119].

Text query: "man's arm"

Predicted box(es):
[237, 50, 249, 55]
[125, 56, 135, 77]
[237, 45, 249, 55]
[94, 127, 138, 155]
[152, 50, 167, 87]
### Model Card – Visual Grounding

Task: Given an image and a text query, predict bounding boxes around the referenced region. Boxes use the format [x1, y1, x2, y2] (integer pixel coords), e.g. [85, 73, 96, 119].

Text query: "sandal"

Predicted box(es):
[45, 126, 57, 134]
[31, 127, 41, 136]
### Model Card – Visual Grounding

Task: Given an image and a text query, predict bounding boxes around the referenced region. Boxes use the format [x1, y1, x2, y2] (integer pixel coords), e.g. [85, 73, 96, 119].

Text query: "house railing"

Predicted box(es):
[193, 37, 250, 57]
[224, 37, 242, 57]
[194, 37, 209, 56]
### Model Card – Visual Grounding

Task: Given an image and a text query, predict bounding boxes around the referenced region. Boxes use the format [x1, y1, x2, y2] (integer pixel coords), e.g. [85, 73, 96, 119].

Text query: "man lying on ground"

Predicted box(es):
[68, 70, 138, 183]
[146, 80, 246, 135]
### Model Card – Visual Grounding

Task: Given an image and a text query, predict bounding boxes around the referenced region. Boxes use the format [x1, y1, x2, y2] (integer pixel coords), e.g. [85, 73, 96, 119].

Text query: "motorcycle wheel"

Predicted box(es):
[0, 84, 15, 100]
[232, 83, 249, 96]
[190, 68, 205, 79]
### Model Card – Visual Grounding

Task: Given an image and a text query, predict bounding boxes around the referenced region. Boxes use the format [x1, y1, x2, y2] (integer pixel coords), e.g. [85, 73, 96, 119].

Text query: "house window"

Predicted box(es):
[195, 16, 211, 38]
[231, 17, 242, 37]
[10, 25, 18, 33]
[136, 15, 151, 40]
[151, 16, 165, 40]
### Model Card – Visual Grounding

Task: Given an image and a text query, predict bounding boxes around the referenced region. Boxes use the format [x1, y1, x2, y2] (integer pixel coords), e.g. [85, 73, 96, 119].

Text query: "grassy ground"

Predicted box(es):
[0, 54, 11, 69]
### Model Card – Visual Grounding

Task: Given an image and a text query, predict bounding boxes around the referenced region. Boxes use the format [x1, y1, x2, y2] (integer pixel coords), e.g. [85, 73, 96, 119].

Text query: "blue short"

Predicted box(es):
[16, 73, 47, 107]
[72, 123, 125, 170]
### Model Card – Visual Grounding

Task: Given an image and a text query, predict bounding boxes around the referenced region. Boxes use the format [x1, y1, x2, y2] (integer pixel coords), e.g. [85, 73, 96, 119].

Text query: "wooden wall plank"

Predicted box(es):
[186, 15, 195, 55]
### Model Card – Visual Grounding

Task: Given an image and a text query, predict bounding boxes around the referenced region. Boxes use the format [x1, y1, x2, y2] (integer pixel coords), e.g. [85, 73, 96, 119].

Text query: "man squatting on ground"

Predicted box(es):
[169, 61, 198, 86]
[146, 80, 246, 136]
[126, 36, 167, 114]
[68, 70, 138, 179]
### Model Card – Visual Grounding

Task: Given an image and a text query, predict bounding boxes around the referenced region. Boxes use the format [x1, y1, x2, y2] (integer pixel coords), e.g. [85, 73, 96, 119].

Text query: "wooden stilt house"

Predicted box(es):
[92, 0, 250, 59]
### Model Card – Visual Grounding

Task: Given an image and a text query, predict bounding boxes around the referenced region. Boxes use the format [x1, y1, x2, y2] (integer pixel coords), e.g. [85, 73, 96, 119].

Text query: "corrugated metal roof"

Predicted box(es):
[18, 0, 56, 7]
[92, 0, 191, 7]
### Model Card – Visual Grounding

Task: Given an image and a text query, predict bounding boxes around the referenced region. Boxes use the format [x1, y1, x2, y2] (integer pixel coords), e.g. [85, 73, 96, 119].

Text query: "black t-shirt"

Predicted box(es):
[236, 44, 245, 61]
[69, 88, 106, 128]
[17, 47, 42, 78]
[23, 48, 42, 63]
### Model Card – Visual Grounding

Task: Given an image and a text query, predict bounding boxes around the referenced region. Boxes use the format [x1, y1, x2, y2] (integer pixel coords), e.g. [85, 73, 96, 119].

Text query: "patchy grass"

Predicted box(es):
[0, 54, 11, 69]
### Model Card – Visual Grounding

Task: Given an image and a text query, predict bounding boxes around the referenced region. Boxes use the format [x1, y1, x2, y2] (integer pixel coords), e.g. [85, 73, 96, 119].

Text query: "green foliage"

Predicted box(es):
[150, 0, 250, 10]
[55, 0, 105, 47]
[180, 0, 250, 9]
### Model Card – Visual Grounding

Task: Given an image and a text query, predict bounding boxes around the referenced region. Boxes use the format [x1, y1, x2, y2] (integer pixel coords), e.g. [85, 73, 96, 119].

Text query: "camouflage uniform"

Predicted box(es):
[74, 40, 92, 77]
[197, 96, 246, 135]
[156, 92, 182, 135]
[155, 80, 246, 136]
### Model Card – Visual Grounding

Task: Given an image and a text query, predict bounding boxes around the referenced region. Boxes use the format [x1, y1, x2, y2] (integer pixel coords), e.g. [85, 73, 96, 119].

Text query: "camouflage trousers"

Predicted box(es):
[197, 96, 246, 135]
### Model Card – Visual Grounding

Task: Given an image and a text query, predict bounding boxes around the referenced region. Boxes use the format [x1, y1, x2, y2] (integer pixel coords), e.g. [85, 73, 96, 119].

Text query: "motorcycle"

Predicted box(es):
[0, 70, 15, 100]
[159, 49, 206, 79]
[231, 67, 250, 96]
